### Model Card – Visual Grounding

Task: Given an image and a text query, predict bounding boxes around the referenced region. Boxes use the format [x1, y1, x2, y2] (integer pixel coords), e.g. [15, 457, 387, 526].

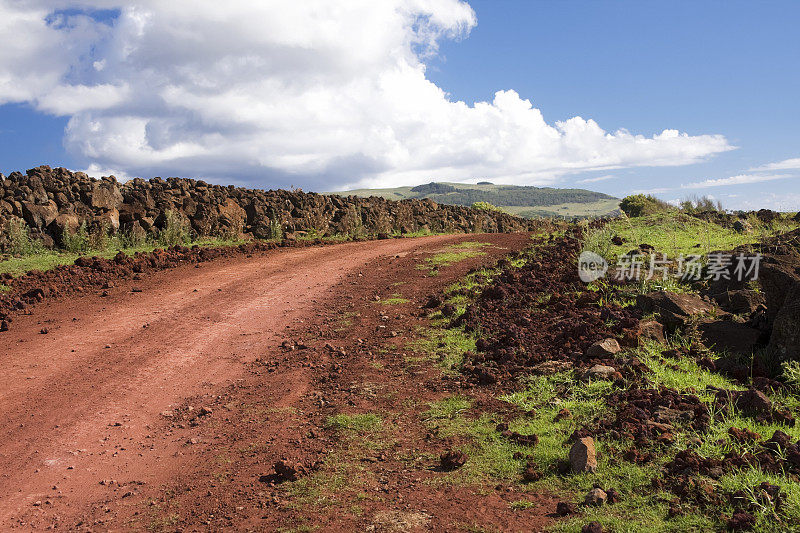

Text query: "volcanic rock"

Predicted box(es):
[569, 437, 598, 474]
[584, 365, 617, 380]
[585, 487, 607, 506]
[734, 389, 772, 416]
[581, 522, 604, 533]
[585, 339, 621, 359]
[770, 281, 800, 360]
[638, 320, 665, 343]
[555, 501, 577, 516]
[439, 450, 468, 471]
[273, 460, 306, 482]
[727, 511, 756, 531]
[711, 289, 766, 314]
[696, 319, 761, 356]
[636, 291, 714, 329]
[522, 460, 542, 482]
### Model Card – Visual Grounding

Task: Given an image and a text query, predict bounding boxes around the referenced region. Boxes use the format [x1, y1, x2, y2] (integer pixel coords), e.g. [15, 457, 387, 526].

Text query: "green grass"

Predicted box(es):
[635, 340, 743, 394]
[583, 212, 800, 263]
[376, 293, 410, 305]
[324, 413, 383, 433]
[409, 325, 476, 372]
[0, 236, 248, 278]
[423, 395, 472, 421]
[418, 241, 490, 272]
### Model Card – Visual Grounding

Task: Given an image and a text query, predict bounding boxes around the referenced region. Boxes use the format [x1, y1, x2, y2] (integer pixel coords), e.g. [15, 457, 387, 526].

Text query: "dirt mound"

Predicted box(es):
[457, 228, 640, 384]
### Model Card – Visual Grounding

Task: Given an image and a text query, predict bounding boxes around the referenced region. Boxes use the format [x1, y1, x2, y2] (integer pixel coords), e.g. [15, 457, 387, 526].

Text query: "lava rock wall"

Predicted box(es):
[0, 166, 536, 249]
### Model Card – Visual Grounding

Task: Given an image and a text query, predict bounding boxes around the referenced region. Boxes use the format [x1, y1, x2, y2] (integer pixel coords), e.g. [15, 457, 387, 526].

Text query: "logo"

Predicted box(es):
[578, 251, 608, 283]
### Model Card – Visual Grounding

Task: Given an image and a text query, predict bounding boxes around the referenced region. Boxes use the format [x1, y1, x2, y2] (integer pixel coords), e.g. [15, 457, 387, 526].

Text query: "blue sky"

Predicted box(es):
[1, 1, 798, 209]
[427, 0, 800, 207]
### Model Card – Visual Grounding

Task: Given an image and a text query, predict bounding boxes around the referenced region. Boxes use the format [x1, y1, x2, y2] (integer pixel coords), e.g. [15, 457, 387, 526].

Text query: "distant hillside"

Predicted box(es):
[328, 182, 620, 219]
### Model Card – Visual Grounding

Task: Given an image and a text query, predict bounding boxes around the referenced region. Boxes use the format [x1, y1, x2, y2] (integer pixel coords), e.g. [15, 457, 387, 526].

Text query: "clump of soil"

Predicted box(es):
[439, 450, 468, 471]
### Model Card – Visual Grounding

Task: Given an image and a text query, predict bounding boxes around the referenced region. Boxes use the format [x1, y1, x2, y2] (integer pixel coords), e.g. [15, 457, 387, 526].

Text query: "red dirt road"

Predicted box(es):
[1, 233, 553, 531]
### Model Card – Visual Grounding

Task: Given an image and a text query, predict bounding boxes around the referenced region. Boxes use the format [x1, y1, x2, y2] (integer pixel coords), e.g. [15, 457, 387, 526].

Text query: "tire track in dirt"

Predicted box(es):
[0, 234, 529, 529]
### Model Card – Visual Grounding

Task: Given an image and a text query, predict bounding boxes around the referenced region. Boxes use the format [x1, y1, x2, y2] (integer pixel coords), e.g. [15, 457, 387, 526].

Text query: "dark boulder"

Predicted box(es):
[770, 281, 800, 360]
[637, 291, 715, 329]
[696, 319, 762, 356]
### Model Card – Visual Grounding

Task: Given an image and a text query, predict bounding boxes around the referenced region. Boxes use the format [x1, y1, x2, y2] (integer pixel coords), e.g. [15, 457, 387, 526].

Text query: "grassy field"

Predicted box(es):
[583, 211, 800, 262]
[503, 199, 622, 219]
[0, 237, 248, 278]
[329, 182, 620, 219]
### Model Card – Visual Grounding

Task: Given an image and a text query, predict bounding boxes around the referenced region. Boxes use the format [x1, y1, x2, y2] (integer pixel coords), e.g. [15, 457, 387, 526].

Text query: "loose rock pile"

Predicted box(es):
[0, 166, 536, 250]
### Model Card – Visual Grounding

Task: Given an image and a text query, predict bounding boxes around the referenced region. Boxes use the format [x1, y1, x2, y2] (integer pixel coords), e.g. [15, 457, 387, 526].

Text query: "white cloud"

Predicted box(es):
[728, 192, 800, 212]
[750, 157, 800, 172]
[577, 174, 616, 184]
[681, 173, 795, 189]
[81, 162, 134, 181]
[37, 84, 130, 115]
[0, 0, 734, 190]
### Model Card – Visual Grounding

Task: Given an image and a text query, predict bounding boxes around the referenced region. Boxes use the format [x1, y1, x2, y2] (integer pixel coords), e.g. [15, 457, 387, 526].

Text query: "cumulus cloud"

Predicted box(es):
[750, 157, 800, 172]
[681, 173, 795, 189]
[0, 0, 734, 189]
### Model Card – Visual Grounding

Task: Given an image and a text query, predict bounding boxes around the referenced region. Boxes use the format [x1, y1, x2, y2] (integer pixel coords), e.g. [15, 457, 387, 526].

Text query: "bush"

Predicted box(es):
[680, 195, 724, 214]
[88, 222, 111, 251]
[782, 360, 800, 390]
[619, 194, 671, 217]
[157, 211, 191, 247]
[62, 222, 90, 253]
[471, 201, 504, 213]
[119, 224, 148, 249]
[3, 218, 43, 256]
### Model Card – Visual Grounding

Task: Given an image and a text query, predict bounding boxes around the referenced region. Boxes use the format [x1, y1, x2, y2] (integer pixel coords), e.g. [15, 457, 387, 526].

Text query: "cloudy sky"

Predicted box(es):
[0, 0, 798, 209]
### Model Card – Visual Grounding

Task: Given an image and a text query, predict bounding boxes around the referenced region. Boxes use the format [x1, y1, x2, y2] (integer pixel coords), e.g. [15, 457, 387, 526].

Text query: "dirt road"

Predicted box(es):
[1, 233, 555, 531]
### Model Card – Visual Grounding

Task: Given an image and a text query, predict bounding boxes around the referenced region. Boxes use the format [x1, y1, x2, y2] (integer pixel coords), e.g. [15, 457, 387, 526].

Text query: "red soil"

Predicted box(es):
[0, 233, 555, 531]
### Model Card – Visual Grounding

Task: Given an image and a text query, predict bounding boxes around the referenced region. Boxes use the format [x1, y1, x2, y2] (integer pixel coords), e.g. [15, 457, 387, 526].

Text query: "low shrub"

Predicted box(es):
[619, 194, 671, 217]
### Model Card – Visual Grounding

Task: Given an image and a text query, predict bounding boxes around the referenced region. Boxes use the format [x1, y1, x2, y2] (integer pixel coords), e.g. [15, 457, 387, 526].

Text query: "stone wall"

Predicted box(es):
[0, 166, 536, 250]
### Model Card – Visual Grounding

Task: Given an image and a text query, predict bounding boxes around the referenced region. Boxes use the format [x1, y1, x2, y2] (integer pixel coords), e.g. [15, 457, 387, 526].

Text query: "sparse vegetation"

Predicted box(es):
[417, 241, 490, 273]
[679, 195, 724, 214]
[157, 211, 192, 247]
[3, 218, 45, 257]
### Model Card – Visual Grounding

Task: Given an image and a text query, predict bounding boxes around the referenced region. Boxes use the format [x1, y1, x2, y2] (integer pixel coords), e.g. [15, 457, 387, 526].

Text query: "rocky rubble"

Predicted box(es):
[438, 224, 800, 529]
[456, 228, 641, 385]
[699, 228, 800, 361]
[0, 166, 536, 250]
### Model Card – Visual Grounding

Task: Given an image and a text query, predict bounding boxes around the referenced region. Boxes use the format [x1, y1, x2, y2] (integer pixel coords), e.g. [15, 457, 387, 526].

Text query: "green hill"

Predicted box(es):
[327, 182, 620, 219]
